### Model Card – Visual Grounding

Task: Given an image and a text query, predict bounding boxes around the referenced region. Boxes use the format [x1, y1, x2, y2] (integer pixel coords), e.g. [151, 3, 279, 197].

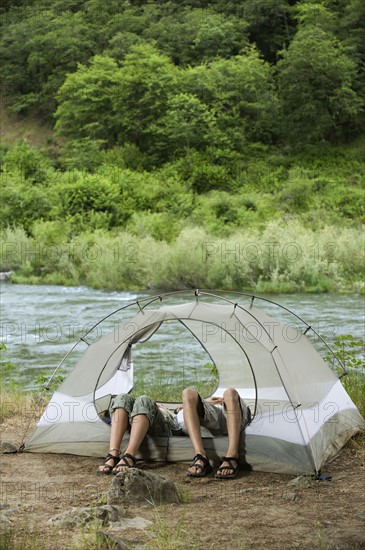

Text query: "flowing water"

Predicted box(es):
[1, 283, 364, 390]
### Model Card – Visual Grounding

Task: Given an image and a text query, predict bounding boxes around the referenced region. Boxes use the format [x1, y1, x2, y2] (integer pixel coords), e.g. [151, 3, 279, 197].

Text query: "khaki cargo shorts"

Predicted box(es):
[109, 393, 180, 436]
[199, 395, 251, 436]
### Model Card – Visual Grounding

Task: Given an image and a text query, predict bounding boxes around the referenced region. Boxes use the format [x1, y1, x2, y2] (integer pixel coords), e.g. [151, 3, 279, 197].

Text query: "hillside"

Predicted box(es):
[0, 0, 364, 292]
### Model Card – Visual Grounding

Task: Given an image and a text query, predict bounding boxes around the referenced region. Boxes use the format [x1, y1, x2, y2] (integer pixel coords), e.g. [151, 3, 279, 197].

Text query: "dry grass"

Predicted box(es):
[0, 98, 56, 149]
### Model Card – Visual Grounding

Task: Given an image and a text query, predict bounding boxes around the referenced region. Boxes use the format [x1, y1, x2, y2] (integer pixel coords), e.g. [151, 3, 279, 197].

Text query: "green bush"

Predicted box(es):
[127, 212, 182, 242]
[2, 141, 53, 183]
[55, 171, 124, 230]
[0, 175, 55, 231]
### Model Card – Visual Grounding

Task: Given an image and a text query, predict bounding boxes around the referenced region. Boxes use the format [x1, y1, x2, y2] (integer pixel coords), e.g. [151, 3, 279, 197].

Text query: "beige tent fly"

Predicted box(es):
[23, 290, 365, 475]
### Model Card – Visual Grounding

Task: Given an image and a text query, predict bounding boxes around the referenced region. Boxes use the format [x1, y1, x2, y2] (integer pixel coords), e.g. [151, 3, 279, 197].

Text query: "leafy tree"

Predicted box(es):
[294, 1, 338, 30]
[106, 31, 144, 60]
[1, 9, 94, 116]
[111, 44, 180, 156]
[55, 55, 120, 145]
[184, 47, 279, 148]
[143, 8, 248, 65]
[59, 138, 105, 171]
[148, 93, 217, 160]
[339, 0, 365, 97]
[242, 0, 294, 62]
[277, 19, 363, 143]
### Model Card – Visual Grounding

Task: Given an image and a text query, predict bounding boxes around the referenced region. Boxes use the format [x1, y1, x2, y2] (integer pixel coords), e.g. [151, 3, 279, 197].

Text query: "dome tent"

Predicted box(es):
[23, 290, 364, 475]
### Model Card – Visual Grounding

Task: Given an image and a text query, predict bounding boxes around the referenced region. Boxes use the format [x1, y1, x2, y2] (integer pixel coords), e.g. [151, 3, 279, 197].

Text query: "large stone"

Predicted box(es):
[287, 476, 312, 489]
[0, 442, 17, 454]
[47, 505, 123, 528]
[0, 272, 14, 282]
[107, 469, 180, 506]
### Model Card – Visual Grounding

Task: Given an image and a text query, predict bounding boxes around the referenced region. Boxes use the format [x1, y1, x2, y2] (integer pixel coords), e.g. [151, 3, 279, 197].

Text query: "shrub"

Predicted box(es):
[0, 175, 54, 231]
[2, 141, 53, 183]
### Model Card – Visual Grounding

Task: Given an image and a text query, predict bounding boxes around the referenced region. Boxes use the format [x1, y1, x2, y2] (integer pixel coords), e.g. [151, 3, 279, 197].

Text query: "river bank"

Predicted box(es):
[1, 222, 364, 294]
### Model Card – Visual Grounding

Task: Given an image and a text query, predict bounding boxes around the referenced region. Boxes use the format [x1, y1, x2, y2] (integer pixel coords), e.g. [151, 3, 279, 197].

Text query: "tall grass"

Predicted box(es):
[131, 361, 219, 402]
[0, 525, 49, 550]
[146, 509, 200, 550]
[1, 221, 364, 292]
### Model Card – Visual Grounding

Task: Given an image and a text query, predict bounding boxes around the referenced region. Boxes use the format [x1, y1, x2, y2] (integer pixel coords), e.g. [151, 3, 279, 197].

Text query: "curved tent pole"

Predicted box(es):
[197, 290, 347, 374]
[44, 291, 193, 388]
[92, 316, 259, 419]
[44, 299, 152, 389]
[176, 320, 217, 393]
[179, 319, 258, 417]
[45, 288, 344, 390]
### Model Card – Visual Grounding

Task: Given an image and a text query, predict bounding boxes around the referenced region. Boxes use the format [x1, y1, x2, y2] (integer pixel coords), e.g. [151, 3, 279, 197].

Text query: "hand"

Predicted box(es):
[207, 397, 223, 404]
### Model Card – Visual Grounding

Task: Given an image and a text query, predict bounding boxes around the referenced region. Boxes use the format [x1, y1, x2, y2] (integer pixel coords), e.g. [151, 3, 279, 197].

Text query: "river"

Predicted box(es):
[1, 284, 364, 389]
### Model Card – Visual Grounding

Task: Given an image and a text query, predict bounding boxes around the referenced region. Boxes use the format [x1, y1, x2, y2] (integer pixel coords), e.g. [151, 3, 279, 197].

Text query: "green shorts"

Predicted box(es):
[198, 395, 251, 436]
[109, 394, 180, 436]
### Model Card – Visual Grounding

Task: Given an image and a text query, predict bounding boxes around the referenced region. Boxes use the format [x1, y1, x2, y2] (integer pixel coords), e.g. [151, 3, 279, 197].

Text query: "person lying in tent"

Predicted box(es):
[181, 387, 251, 479]
[97, 393, 181, 475]
[97, 388, 250, 480]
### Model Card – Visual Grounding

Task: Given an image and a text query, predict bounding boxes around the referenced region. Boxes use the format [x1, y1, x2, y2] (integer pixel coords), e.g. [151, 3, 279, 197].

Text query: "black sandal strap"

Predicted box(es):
[114, 452, 138, 471]
[190, 453, 209, 471]
[122, 452, 137, 466]
[97, 452, 120, 474]
[104, 452, 120, 464]
[216, 456, 240, 472]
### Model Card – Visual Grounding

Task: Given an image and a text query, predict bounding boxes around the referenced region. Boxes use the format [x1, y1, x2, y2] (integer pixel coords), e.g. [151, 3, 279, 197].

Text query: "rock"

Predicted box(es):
[282, 491, 299, 501]
[47, 505, 123, 528]
[0, 272, 14, 282]
[287, 476, 312, 488]
[109, 517, 151, 531]
[0, 442, 17, 454]
[107, 469, 180, 507]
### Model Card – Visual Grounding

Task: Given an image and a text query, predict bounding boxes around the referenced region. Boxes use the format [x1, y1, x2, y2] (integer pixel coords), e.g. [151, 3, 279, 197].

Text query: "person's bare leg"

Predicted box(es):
[182, 388, 208, 475]
[113, 414, 150, 471]
[216, 388, 242, 477]
[98, 407, 129, 472]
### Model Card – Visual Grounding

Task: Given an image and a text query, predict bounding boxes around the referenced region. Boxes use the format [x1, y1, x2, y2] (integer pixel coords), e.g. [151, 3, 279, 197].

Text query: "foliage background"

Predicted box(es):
[0, 0, 364, 292]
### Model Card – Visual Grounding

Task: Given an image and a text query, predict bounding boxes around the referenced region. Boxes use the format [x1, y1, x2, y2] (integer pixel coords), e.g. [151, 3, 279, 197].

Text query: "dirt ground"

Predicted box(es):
[1, 412, 364, 550]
